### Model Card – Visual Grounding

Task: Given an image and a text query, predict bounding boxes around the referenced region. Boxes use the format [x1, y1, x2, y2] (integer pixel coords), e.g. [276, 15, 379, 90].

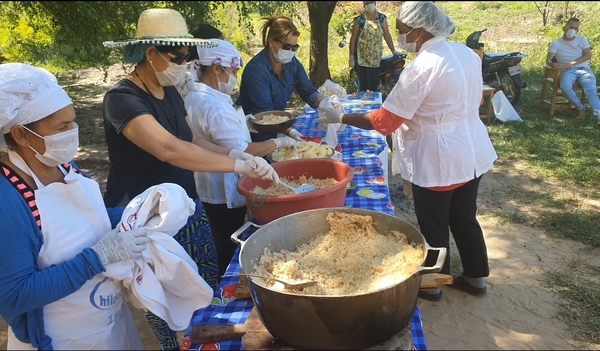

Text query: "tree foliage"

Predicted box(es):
[0, 1, 337, 83]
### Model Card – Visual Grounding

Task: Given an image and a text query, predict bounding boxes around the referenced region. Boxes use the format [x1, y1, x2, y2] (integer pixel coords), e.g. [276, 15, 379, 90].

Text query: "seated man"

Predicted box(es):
[546, 17, 600, 124]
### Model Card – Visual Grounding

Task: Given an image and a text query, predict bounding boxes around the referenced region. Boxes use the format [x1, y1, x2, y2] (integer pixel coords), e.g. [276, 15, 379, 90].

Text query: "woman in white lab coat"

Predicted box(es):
[183, 39, 298, 277]
[316, 2, 497, 302]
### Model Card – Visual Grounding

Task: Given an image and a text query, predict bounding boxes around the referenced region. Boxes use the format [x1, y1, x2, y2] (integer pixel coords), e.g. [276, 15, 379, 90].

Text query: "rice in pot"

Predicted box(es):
[252, 211, 424, 295]
[251, 175, 337, 196]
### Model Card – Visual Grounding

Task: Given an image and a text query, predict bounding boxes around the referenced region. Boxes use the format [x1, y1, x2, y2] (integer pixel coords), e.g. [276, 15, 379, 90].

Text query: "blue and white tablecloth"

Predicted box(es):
[182, 103, 428, 351]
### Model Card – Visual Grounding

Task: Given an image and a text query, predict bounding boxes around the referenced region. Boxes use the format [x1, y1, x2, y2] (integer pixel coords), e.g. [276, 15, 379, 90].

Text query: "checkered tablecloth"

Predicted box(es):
[182, 104, 428, 351]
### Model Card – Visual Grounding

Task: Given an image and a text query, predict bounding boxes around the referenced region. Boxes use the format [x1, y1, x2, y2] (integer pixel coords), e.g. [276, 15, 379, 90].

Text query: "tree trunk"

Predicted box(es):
[307, 1, 338, 88]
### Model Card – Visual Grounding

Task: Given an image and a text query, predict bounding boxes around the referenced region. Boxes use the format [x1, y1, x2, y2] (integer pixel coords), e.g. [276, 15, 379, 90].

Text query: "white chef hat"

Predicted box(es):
[0, 63, 73, 136]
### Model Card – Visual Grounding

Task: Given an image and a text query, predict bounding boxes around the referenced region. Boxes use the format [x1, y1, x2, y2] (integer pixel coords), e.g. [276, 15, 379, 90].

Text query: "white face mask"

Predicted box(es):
[365, 4, 376, 13]
[565, 29, 577, 39]
[397, 28, 418, 53]
[151, 52, 188, 87]
[217, 65, 238, 95]
[24, 123, 80, 167]
[272, 46, 296, 64]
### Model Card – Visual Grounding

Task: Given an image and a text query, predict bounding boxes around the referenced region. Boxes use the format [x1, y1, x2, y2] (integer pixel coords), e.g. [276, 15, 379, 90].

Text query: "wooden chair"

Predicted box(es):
[471, 47, 495, 124]
[540, 65, 586, 117]
[480, 86, 495, 125]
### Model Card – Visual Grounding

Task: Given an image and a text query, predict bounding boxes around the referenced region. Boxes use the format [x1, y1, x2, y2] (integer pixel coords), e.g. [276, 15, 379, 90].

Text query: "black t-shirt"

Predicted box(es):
[102, 79, 196, 207]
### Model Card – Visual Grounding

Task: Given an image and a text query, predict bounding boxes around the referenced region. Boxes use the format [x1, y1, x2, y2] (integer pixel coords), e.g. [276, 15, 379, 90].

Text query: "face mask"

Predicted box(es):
[24, 123, 80, 167]
[151, 52, 189, 87]
[217, 65, 238, 95]
[565, 29, 577, 39]
[397, 28, 418, 53]
[365, 4, 376, 13]
[272, 46, 296, 64]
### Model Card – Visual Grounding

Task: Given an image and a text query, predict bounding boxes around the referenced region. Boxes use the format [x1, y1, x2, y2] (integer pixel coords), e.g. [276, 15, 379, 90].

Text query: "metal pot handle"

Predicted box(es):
[416, 246, 447, 275]
[230, 221, 262, 246]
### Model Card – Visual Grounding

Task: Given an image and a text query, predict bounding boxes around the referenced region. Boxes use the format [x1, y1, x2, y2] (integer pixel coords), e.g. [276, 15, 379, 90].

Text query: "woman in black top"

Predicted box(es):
[102, 8, 278, 351]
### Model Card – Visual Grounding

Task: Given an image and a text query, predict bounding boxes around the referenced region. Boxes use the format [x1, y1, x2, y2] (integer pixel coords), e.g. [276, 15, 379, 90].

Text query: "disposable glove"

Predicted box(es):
[228, 148, 253, 161]
[349, 55, 355, 68]
[316, 97, 345, 125]
[91, 228, 149, 266]
[245, 114, 259, 133]
[273, 136, 299, 149]
[234, 157, 280, 184]
[288, 129, 303, 141]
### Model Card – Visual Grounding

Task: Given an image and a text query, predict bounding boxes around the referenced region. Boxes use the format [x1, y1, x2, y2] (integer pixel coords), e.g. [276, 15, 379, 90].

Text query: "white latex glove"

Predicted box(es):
[91, 228, 149, 266]
[288, 129, 303, 141]
[316, 97, 344, 125]
[234, 158, 280, 184]
[273, 136, 299, 149]
[228, 148, 253, 161]
[349, 55, 355, 68]
[245, 114, 255, 121]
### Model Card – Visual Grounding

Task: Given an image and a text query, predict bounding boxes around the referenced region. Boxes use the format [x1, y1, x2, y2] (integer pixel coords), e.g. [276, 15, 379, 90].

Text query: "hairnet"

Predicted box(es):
[0, 63, 72, 136]
[397, 1, 456, 38]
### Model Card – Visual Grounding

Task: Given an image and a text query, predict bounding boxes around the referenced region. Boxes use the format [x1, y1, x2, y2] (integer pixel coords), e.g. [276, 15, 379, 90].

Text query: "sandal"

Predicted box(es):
[448, 274, 487, 296]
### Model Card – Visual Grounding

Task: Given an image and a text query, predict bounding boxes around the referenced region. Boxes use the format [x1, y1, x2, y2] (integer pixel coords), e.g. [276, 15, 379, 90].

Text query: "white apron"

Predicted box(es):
[6, 151, 142, 350]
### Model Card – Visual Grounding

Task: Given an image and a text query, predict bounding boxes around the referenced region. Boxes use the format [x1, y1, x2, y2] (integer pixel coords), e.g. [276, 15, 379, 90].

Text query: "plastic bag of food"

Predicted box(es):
[318, 79, 347, 98]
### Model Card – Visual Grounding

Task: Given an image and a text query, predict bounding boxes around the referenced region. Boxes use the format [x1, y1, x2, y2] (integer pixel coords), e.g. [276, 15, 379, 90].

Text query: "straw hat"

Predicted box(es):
[103, 8, 218, 49]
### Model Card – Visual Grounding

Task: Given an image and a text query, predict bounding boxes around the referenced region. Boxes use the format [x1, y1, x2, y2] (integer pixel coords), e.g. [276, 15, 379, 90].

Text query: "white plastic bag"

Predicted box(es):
[318, 79, 347, 98]
[492, 90, 523, 123]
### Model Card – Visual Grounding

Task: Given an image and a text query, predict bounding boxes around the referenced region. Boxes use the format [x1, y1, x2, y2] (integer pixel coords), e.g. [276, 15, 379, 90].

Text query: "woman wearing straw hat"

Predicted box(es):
[102, 8, 280, 351]
[183, 39, 299, 278]
[0, 62, 148, 350]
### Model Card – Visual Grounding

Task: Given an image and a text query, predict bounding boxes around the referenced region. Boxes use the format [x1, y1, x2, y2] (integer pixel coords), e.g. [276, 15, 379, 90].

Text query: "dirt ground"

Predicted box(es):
[1, 65, 600, 350]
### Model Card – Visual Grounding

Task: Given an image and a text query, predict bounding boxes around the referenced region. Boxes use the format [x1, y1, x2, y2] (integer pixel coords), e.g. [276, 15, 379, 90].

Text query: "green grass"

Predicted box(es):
[548, 269, 600, 345]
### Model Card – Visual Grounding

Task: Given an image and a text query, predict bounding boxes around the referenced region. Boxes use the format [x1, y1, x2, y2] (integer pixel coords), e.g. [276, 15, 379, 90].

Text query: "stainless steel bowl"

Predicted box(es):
[250, 110, 296, 134]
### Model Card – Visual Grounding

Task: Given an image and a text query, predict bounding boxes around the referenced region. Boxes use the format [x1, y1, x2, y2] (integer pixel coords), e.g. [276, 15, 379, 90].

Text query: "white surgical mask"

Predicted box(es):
[397, 28, 418, 53]
[151, 52, 189, 87]
[565, 29, 577, 39]
[24, 123, 80, 167]
[365, 4, 376, 13]
[272, 47, 296, 64]
[217, 65, 238, 95]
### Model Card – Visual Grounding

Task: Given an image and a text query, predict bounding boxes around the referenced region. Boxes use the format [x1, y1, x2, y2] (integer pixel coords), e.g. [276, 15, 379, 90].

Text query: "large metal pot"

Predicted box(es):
[231, 207, 446, 350]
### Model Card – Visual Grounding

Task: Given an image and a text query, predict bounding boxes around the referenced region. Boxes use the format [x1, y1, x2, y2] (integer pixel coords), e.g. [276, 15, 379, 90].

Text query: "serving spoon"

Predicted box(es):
[244, 160, 317, 194]
[223, 273, 317, 289]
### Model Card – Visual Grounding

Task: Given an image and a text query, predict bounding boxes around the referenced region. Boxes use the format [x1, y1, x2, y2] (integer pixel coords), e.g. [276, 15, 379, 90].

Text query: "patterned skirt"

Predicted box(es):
[172, 198, 219, 290]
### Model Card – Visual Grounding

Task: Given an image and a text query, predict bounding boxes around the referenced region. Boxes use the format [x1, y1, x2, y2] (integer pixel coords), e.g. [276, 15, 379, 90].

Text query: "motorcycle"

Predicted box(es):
[338, 40, 407, 99]
[466, 28, 528, 106]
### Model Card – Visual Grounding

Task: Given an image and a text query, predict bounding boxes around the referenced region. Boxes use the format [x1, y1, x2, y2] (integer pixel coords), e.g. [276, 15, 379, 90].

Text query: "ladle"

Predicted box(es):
[244, 160, 317, 194]
[223, 273, 317, 289]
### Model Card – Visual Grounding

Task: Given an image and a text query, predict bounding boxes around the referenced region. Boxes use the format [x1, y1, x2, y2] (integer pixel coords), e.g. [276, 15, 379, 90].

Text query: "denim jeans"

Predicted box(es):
[559, 66, 600, 118]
